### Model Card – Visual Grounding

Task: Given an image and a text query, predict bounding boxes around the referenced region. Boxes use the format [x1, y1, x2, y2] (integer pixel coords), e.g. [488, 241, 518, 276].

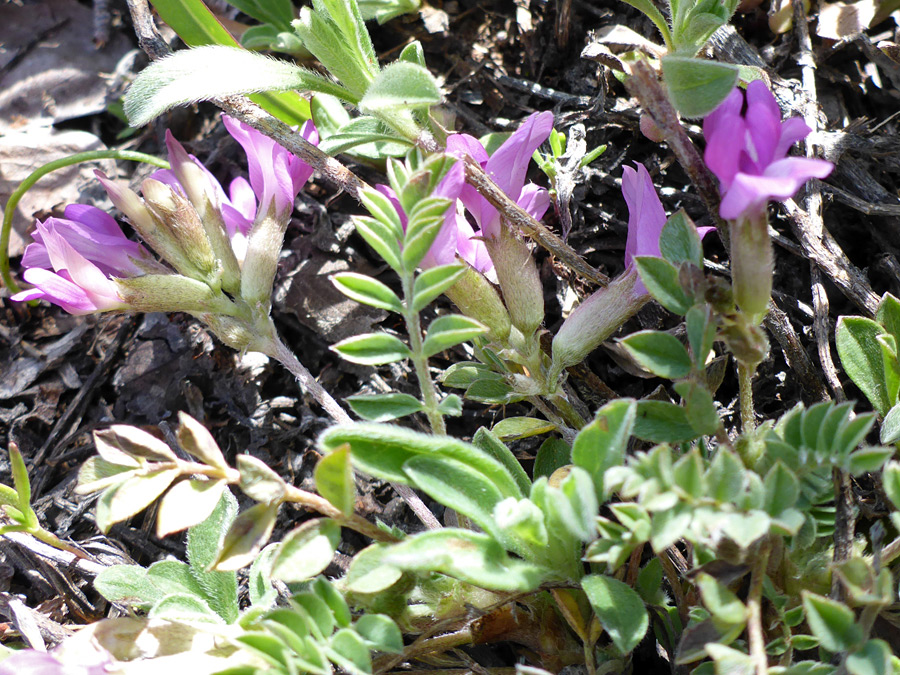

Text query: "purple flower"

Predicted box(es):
[446, 111, 553, 251]
[221, 116, 318, 221]
[622, 163, 667, 274]
[10, 206, 157, 314]
[0, 648, 108, 675]
[704, 81, 833, 220]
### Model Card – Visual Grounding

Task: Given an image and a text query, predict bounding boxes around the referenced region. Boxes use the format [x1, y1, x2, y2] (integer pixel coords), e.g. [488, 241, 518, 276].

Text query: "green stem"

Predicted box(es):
[2, 150, 169, 294]
[402, 272, 446, 435]
[738, 362, 756, 433]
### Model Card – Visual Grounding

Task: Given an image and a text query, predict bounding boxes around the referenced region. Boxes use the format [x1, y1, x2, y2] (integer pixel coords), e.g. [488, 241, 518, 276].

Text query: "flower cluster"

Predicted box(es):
[13, 117, 318, 326]
[704, 80, 833, 220]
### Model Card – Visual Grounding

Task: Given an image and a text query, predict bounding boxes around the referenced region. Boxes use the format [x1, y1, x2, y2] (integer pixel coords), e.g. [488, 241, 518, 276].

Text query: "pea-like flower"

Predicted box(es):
[10, 206, 160, 314]
[703, 81, 833, 220]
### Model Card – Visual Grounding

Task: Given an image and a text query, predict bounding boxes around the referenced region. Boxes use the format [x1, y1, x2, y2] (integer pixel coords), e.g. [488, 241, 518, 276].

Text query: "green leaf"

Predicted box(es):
[353, 215, 403, 272]
[877, 293, 900, 354]
[148, 593, 223, 624]
[360, 189, 404, 238]
[313, 576, 352, 627]
[534, 438, 572, 480]
[347, 393, 424, 422]
[321, 423, 524, 498]
[618, 0, 673, 47]
[634, 256, 691, 315]
[621, 331, 693, 379]
[359, 61, 442, 114]
[412, 264, 466, 312]
[8, 445, 31, 511]
[472, 427, 532, 497]
[491, 417, 556, 441]
[94, 565, 162, 607]
[402, 199, 453, 269]
[225, 0, 295, 31]
[422, 315, 487, 357]
[763, 461, 799, 515]
[315, 445, 356, 515]
[156, 479, 227, 537]
[188, 488, 237, 570]
[332, 332, 411, 365]
[582, 574, 649, 654]
[148, 0, 311, 123]
[354, 614, 403, 653]
[660, 210, 703, 268]
[705, 448, 744, 503]
[332, 272, 403, 313]
[846, 639, 892, 675]
[704, 643, 754, 675]
[271, 518, 341, 582]
[880, 403, 900, 444]
[327, 628, 372, 674]
[572, 399, 636, 500]
[441, 362, 502, 389]
[402, 455, 505, 540]
[696, 573, 747, 625]
[345, 544, 403, 593]
[237, 454, 287, 503]
[382, 529, 544, 591]
[248, 544, 278, 608]
[213, 502, 280, 571]
[634, 400, 700, 443]
[836, 316, 892, 416]
[176, 412, 229, 470]
[802, 591, 864, 652]
[673, 448, 705, 500]
[882, 461, 900, 509]
[661, 56, 740, 119]
[465, 378, 523, 405]
[848, 447, 894, 475]
[124, 46, 332, 127]
[107, 468, 180, 526]
[686, 305, 716, 368]
[437, 394, 463, 416]
[674, 381, 720, 435]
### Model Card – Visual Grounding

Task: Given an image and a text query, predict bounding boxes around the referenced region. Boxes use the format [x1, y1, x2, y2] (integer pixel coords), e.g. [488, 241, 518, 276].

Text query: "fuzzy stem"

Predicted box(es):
[2, 149, 169, 294]
[402, 273, 447, 435]
[747, 539, 772, 675]
[738, 362, 757, 433]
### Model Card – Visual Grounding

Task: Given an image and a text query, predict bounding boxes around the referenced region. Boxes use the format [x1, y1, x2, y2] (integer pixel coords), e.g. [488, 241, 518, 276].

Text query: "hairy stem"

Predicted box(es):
[402, 273, 447, 435]
[738, 362, 756, 433]
[747, 539, 772, 675]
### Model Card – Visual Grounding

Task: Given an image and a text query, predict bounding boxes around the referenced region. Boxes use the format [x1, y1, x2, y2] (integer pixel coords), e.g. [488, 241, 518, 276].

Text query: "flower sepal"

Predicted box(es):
[485, 225, 545, 339]
[116, 274, 240, 316]
[443, 264, 512, 343]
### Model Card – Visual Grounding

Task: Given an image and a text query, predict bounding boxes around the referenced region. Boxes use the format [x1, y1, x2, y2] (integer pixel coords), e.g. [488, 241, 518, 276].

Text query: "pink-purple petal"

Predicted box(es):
[517, 183, 551, 222]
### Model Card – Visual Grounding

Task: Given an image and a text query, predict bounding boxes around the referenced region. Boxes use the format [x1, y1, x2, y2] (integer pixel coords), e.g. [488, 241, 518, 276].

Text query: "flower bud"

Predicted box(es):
[550, 268, 648, 381]
[730, 213, 772, 322]
[444, 265, 512, 343]
[141, 178, 219, 283]
[485, 226, 544, 338]
[165, 131, 241, 293]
